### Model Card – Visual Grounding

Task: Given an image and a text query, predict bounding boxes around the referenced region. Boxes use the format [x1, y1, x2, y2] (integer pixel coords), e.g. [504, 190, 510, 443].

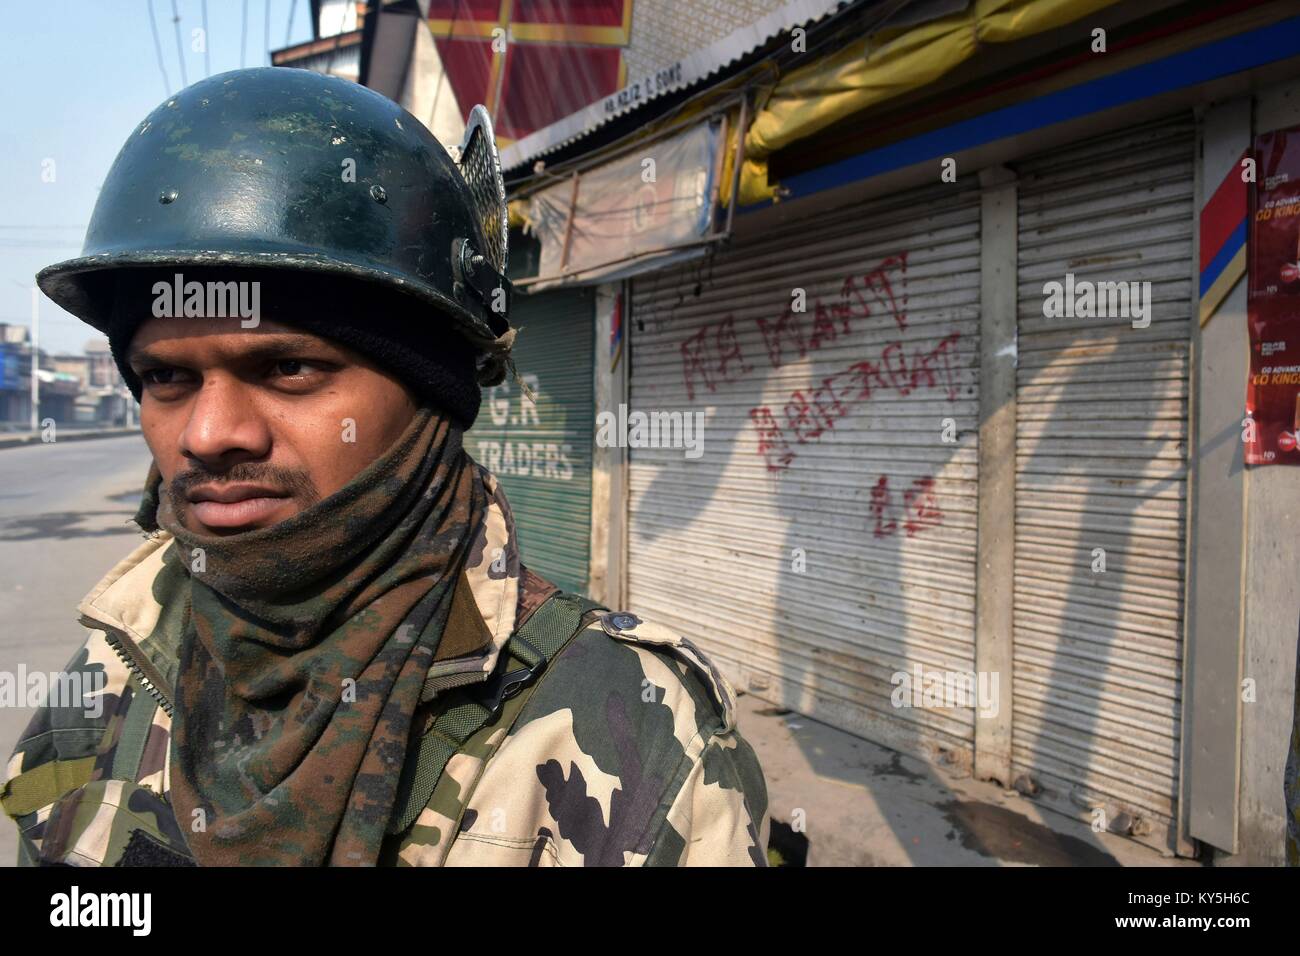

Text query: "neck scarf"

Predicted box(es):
[151, 407, 487, 866]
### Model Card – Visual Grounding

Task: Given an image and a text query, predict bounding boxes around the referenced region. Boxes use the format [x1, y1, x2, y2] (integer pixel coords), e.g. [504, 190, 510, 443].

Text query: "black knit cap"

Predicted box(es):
[109, 267, 482, 428]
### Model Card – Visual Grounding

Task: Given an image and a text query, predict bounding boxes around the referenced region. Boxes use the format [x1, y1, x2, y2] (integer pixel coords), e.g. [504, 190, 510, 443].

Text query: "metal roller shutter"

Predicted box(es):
[466, 288, 595, 594]
[1012, 116, 1194, 851]
[628, 181, 982, 767]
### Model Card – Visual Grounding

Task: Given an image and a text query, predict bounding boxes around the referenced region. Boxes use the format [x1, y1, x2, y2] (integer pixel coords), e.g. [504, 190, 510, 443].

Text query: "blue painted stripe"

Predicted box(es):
[1199, 219, 1247, 296]
[1199, 245, 1246, 322]
[772, 15, 1300, 202]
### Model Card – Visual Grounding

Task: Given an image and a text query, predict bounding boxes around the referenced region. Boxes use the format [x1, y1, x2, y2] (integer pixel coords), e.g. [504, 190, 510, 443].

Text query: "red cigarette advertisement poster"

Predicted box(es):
[1247, 126, 1300, 466]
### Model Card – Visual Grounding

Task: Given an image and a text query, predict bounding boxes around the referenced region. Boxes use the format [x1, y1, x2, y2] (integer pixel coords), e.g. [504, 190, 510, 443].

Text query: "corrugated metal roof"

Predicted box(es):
[499, 0, 853, 172]
[499, 0, 973, 175]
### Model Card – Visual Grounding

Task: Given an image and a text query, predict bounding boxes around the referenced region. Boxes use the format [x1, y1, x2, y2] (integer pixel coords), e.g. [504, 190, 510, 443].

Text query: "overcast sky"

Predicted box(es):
[0, 0, 314, 355]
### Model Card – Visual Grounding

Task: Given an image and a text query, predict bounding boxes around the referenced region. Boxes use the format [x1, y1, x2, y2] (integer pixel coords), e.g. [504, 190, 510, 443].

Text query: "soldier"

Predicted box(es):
[1, 68, 768, 867]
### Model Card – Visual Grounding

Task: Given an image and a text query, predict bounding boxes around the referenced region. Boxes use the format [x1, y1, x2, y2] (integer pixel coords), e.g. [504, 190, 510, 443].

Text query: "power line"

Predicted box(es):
[170, 0, 189, 88]
[264, 0, 271, 66]
[284, 0, 297, 47]
[240, 0, 248, 68]
[201, 0, 211, 77]
[146, 0, 172, 96]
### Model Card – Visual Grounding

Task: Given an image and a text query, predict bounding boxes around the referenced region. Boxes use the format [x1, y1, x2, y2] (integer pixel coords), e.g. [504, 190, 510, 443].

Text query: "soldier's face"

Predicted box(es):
[128, 316, 419, 536]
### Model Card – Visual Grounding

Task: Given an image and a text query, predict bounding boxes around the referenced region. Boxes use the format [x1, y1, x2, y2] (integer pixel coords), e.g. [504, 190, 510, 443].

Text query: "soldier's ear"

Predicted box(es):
[134, 462, 164, 534]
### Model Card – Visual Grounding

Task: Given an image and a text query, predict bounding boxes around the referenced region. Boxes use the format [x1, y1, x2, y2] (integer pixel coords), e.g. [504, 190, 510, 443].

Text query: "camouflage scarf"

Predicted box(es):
[152, 406, 487, 866]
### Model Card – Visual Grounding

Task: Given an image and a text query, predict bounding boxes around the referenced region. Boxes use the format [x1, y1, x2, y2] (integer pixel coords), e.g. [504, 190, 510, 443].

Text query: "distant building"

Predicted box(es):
[0, 324, 32, 425]
[84, 339, 117, 388]
[272, 0, 367, 82]
[0, 326, 131, 427]
[50, 354, 90, 390]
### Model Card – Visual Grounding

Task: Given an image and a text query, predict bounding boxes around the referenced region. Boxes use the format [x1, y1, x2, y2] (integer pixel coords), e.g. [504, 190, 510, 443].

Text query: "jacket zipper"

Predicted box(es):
[83, 580, 529, 721]
[87, 617, 174, 717]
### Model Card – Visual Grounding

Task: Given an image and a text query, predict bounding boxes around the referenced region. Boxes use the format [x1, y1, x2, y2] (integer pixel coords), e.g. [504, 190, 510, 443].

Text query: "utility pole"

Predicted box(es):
[29, 286, 38, 434]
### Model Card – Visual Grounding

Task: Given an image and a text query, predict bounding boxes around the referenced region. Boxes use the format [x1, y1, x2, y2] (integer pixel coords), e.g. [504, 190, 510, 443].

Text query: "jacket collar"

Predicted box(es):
[77, 467, 522, 712]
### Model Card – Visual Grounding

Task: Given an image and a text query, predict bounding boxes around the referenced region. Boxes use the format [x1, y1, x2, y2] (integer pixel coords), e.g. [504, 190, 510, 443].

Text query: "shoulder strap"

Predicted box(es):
[386, 591, 606, 835]
[110, 681, 159, 783]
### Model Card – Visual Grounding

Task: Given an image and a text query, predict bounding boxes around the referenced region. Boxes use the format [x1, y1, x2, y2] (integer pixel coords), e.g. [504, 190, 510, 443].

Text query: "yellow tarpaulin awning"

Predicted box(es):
[731, 0, 1122, 205]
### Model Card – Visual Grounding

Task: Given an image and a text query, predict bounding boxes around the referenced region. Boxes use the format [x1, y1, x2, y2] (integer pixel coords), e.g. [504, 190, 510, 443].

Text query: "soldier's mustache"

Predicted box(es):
[166, 462, 321, 516]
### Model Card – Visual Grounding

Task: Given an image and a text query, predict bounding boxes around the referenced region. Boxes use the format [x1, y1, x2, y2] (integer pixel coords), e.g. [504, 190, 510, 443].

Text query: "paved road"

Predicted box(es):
[0, 434, 153, 865]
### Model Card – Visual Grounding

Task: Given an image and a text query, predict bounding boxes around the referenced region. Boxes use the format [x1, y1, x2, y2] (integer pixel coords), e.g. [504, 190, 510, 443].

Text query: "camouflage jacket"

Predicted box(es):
[2, 473, 769, 866]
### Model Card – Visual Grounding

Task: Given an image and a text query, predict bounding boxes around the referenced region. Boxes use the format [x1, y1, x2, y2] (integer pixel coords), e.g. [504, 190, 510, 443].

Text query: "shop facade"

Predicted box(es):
[464, 287, 597, 596]
[497, 2, 1300, 863]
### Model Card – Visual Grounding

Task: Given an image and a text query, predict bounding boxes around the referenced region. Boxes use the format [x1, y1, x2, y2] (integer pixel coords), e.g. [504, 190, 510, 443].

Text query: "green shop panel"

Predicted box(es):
[466, 287, 595, 595]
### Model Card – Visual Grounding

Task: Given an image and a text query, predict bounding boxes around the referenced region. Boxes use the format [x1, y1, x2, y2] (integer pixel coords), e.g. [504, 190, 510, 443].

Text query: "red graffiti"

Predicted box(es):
[755, 254, 909, 369]
[847, 332, 962, 403]
[680, 327, 713, 401]
[870, 475, 943, 538]
[749, 407, 794, 472]
[715, 314, 749, 383]
[749, 333, 962, 471]
[847, 254, 909, 331]
[783, 389, 823, 443]
[676, 253, 909, 391]
[680, 314, 751, 401]
[869, 476, 896, 537]
[806, 296, 851, 351]
[901, 477, 942, 537]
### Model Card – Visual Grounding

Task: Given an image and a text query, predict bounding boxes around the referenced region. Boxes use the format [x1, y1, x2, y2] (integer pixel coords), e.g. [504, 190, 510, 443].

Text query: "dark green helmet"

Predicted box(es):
[37, 67, 513, 385]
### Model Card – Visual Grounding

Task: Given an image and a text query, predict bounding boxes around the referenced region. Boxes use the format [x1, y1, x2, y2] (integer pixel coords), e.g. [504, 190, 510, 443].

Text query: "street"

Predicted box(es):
[0, 434, 153, 866]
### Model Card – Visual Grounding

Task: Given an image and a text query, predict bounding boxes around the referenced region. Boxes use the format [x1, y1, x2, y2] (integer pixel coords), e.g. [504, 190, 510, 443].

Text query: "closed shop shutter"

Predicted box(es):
[628, 181, 982, 767]
[465, 287, 595, 594]
[1012, 116, 1194, 851]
